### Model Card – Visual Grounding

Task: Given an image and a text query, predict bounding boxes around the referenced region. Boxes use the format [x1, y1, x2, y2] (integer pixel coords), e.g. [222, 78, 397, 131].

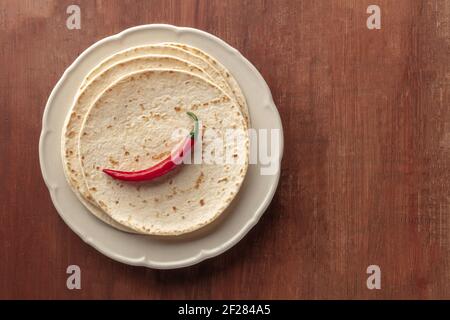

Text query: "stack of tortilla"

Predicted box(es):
[61, 43, 250, 236]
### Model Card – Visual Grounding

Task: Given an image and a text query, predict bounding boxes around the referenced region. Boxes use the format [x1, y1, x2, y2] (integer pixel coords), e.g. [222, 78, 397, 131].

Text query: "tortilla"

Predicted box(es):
[80, 44, 250, 127]
[62, 55, 206, 232]
[78, 69, 249, 235]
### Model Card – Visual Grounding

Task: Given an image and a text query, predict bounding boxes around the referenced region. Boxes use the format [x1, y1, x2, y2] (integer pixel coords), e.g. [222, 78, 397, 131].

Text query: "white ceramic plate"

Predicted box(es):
[39, 24, 283, 269]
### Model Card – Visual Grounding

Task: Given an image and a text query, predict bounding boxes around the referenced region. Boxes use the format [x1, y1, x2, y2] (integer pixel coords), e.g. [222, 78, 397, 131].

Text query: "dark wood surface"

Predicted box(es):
[0, 0, 449, 299]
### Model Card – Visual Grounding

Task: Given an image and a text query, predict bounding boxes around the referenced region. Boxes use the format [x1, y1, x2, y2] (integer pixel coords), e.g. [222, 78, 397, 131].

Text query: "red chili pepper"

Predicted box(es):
[102, 112, 199, 182]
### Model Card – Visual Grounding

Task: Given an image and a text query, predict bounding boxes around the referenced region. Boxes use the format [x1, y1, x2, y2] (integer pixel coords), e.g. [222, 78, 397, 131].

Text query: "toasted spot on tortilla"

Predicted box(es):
[152, 151, 170, 161]
[194, 172, 204, 189]
[218, 177, 228, 183]
[108, 157, 118, 166]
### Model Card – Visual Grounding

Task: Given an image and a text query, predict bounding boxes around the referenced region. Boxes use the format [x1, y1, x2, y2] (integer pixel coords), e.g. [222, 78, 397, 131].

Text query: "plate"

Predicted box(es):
[39, 24, 283, 269]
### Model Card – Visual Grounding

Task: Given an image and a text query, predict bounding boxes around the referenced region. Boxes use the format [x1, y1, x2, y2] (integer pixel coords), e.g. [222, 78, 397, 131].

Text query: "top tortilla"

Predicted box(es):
[78, 69, 249, 235]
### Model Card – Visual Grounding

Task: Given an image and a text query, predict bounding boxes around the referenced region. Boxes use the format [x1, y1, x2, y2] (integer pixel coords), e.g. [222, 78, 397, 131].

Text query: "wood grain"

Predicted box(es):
[0, 0, 449, 299]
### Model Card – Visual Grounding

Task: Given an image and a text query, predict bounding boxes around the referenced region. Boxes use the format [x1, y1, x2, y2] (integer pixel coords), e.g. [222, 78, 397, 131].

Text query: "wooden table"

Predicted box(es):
[0, 0, 449, 299]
